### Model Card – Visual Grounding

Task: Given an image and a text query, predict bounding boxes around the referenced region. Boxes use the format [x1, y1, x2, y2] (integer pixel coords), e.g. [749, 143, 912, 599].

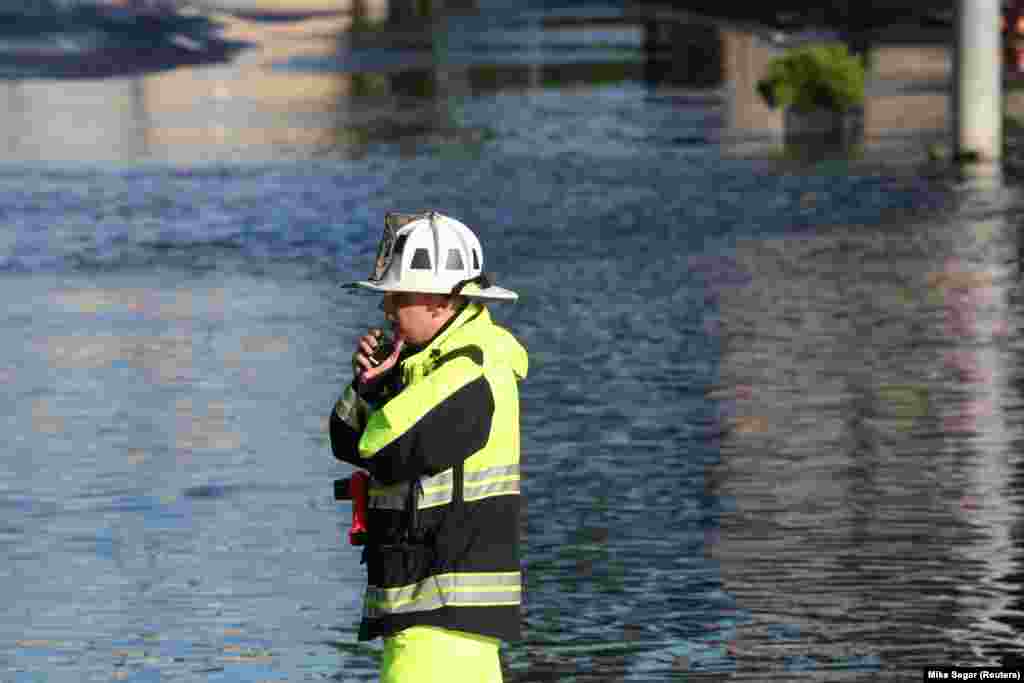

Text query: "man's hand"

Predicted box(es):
[352, 328, 405, 384]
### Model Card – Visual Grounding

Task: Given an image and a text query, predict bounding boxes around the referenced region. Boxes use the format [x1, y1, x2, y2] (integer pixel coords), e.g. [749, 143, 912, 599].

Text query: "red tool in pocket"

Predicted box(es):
[333, 471, 369, 546]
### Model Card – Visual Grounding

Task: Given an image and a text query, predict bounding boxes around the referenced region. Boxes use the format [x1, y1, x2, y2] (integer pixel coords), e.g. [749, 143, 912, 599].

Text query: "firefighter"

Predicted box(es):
[329, 211, 528, 683]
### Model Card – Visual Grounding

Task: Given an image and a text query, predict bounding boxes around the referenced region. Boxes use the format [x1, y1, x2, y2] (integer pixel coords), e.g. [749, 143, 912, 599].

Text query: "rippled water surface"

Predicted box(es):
[3, 3, 1024, 682]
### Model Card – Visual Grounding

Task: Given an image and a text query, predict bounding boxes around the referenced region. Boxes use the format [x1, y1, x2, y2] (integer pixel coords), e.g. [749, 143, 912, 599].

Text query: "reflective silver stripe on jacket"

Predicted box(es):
[464, 464, 519, 502]
[363, 571, 522, 619]
[368, 464, 520, 511]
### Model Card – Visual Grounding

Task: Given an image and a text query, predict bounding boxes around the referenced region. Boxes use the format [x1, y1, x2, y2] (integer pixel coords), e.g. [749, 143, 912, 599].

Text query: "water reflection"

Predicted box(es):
[1, 78, 151, 160]
[0, 3, 517, 163]
[942, 166, 1024, 666]
[709, 164, 1024, 674]
[0, 3, 966, 165]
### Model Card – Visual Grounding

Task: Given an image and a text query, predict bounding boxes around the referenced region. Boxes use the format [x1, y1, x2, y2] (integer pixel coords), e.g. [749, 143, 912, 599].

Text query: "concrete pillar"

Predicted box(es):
[2, 83, 26, 159]
[954, 0, 1003, 162]
[720, 29, 783, 143]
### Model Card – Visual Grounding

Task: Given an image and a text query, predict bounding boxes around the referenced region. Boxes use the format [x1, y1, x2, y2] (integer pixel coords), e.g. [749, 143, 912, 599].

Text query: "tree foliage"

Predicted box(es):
[757, 43, 866, 113]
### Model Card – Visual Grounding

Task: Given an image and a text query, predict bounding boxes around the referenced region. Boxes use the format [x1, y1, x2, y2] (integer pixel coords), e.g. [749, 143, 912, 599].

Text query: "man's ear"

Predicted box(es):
[430, 294, 461, 317]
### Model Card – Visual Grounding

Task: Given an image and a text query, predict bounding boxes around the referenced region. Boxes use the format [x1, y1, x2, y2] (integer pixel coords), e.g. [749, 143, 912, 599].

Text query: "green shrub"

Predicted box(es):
[757, 43, 865, 113]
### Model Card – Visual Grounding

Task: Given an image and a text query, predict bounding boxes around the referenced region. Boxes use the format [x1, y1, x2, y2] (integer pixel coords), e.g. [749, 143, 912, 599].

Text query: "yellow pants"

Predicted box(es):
[381, 626, 502, 683]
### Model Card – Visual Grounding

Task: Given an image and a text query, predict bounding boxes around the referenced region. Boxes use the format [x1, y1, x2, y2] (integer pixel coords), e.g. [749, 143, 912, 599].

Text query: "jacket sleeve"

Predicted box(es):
[327, 359, 403, 468]
[329, 382, 369, 469]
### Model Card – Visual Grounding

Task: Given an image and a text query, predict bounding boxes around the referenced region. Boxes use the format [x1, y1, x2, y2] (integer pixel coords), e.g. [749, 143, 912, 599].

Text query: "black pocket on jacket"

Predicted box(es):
[367, 541, 436, 587]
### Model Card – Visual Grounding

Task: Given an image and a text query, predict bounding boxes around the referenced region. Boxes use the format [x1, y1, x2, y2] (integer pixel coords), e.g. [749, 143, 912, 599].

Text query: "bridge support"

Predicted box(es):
[954, 0, 1002, 162]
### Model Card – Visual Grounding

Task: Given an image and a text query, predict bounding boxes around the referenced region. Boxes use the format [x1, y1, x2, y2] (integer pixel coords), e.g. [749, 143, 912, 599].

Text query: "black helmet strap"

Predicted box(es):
[450, 272, 494, 296]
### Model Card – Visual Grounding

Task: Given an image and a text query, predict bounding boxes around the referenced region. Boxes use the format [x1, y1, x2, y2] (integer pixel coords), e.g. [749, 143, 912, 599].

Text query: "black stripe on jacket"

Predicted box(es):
[329, 374, 495, 484]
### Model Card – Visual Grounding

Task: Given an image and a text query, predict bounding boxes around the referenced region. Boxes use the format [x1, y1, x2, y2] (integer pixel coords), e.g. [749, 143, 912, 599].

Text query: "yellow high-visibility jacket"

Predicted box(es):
[330, 302, 528, 642]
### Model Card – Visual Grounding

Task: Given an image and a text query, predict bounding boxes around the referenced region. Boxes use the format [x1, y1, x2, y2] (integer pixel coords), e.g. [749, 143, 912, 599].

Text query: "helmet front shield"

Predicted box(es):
[370, 212, 430, 283]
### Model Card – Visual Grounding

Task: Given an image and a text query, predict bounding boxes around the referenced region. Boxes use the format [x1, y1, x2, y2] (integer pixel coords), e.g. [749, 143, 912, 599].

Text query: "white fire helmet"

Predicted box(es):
[345, 211, 518, 302]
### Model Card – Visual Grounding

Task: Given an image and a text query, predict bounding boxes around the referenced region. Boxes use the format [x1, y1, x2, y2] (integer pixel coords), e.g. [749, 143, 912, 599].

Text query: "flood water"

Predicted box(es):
[2, 2, 1024, 682]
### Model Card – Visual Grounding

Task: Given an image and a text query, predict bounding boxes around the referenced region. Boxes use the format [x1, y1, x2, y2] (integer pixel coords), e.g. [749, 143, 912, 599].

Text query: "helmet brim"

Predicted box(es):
[344, 280, 518, 302]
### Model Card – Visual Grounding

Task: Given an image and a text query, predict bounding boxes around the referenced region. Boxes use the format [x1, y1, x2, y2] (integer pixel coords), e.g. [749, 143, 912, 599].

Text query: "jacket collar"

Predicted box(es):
[404, 302, 487, 362]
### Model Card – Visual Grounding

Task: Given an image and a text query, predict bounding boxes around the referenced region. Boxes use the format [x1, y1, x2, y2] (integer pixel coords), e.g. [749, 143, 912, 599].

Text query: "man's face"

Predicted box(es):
[381, 292, 448, 346]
